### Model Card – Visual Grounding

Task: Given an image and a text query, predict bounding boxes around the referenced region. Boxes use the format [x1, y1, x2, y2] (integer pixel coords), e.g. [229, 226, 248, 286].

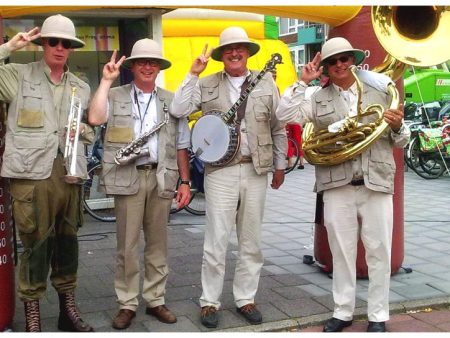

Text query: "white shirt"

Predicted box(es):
[225, 71, 252, 156]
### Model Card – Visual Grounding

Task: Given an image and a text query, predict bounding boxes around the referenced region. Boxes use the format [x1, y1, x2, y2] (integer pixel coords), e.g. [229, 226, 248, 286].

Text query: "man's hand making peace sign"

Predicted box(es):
[190, 44, 214, 77]
[102, 50, 126, 83]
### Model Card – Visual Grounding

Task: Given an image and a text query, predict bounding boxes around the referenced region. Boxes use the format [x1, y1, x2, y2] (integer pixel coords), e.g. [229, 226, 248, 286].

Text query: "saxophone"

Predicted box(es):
[114, 103, 169, 165]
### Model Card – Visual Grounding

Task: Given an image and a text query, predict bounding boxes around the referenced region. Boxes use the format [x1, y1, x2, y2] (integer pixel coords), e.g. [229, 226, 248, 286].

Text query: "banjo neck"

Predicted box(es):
[223, 53, 282, 124]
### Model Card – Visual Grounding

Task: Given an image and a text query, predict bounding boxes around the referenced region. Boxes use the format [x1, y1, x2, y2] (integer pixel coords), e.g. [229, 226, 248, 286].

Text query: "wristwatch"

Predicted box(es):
[180, 180, 190, 186]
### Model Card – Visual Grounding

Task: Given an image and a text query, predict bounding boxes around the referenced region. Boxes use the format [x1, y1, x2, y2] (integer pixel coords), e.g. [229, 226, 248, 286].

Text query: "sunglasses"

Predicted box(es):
[326, 55, 352, 66]
[47, 38, 72, 49]
[134, 59, 160, 67]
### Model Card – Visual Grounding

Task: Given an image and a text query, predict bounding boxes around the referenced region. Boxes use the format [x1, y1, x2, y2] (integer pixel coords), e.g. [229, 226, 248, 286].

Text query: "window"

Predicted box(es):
[288, 45, 305, 75]
[279, 18, 304, 36]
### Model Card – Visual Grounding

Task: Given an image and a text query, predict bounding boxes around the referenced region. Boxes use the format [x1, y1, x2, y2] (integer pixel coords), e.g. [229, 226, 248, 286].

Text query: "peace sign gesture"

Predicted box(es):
[102, 50, 126, 82]
[300, 52, 324, 84]
[6, 27, 40, 52]
[190, 43, 214, 77]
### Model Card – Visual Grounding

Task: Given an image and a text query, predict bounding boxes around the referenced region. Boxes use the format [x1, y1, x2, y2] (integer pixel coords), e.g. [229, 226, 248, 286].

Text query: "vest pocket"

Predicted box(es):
[9, 135, 48, 174]
[201, 86, 219, 103]
[10, 183, 37, 234]
[102, 150, 138, 188]
[19, 81, 44, 128]
[159, 161, 178, 198]
[256, 134, 273, 168]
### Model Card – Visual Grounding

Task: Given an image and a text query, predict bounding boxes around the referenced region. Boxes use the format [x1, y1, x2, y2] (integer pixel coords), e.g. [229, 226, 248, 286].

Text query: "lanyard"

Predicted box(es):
[134, 86, 154, 134]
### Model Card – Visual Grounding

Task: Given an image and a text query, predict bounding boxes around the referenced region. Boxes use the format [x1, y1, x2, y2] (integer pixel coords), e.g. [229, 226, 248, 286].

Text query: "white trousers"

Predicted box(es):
[323, 184, 393, 322]
[199, 163, 268, 309]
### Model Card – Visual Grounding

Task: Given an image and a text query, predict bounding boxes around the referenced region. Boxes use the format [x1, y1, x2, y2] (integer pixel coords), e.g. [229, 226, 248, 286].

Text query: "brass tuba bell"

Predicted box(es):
[302, 6, 450, 166]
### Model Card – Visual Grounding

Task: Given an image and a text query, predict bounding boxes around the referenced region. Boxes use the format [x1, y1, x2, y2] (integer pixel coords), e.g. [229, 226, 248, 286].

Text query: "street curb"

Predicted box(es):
[221, 297, 450, 332]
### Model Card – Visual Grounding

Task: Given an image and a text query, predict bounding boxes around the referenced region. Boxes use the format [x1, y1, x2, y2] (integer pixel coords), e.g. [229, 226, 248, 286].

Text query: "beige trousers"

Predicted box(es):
[199, 163, 268, 309]
[114, 169, 172, 311]
[323, 184, 393, 322]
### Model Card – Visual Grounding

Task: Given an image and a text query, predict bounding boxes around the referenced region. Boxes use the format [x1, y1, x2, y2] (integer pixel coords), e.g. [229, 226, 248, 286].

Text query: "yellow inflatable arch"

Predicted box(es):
[162, 9, 297, 94]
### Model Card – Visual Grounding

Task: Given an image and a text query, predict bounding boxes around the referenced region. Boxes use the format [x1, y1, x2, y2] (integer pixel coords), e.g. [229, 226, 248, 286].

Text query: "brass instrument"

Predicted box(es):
[64, 87, 83, 184]
[303, 5, 449, 166]
[114, 103, 169, 165]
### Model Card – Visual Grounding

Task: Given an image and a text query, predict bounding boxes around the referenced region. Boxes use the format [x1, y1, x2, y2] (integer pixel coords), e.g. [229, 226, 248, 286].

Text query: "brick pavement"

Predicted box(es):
[9, 163, 450, 332]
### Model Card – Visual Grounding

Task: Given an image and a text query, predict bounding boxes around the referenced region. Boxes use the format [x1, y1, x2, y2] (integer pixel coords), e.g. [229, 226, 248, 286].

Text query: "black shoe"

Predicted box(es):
[323, 317, 353, 332]
[236, 303, 262, 325]
[201, 306, 218, 328]
[367, 321, 386, 332]
[298, 164, 305, 169]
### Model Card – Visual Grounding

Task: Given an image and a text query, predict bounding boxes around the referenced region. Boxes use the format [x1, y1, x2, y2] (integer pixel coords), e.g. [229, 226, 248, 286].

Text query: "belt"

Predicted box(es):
[350, 179, 365, 186]
[136, 163, 158, 170]
[239, 156, 252, 163]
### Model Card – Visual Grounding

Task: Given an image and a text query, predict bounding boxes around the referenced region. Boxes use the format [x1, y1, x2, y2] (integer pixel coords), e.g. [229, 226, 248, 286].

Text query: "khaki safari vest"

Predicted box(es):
[1, 61, 90, 180]
[101, 84, 179, 198]
[311, 84, 397, 194]
[199, 71, 280, 175]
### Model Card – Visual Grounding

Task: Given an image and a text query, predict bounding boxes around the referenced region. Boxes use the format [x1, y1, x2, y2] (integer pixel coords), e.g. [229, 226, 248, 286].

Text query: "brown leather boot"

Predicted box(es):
[24, 300, 41, 332]
[57, 292, 94, 332]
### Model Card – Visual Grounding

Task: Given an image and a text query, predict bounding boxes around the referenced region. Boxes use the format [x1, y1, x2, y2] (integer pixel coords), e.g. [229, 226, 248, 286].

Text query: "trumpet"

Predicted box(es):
[63, 87, 83, 184]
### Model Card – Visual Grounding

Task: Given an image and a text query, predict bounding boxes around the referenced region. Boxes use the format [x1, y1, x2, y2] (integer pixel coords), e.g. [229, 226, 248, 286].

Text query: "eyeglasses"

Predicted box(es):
[222, 45, 247, 54]
[47, 38, 72, 49]
[134, 59, 160, 67]
[326, 55, 352, 66]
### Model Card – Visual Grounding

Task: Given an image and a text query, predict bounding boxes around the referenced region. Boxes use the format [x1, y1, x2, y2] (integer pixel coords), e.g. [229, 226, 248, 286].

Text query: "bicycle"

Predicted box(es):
[406, 122, 450, 179]
[285, 136, 300, 174]
[82, 131, 116, 222]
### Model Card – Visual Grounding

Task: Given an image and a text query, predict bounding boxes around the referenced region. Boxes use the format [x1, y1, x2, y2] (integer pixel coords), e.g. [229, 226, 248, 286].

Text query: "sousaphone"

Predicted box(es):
[302, 6, 450, 166]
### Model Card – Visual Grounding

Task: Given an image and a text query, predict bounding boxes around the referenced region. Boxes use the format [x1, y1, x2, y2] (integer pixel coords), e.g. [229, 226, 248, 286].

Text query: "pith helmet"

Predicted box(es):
[211, 26, 260, 61]
[33, 14, 85, 49]
[122, 38, 171, 70]
[320, 37, 365, 67]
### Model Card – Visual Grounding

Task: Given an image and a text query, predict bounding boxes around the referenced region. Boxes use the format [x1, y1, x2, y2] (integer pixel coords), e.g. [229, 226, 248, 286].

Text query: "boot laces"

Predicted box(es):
[25, 301, 41, 332]
[63, 292, 82, 321]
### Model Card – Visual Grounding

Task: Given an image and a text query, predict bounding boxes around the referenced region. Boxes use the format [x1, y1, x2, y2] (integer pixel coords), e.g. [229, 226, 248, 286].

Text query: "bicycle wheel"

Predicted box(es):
[83, 163, 116, 222]
[409, 137, 445, 179]
[184, 188, 206, 216]
[285, 136, 300, 174]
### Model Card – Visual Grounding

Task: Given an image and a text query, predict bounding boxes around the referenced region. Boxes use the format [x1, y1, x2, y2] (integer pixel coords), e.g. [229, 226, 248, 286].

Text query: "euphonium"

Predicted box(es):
[63, 87, 83, 184]
[303, 5, 449, 166]
[302, 67, 399, 166]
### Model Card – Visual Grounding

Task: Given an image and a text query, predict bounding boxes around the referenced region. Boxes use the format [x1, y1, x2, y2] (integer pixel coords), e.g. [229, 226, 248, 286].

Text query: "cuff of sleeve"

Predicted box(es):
[0, 44, 12, 61]
[391, 123, 406, 135]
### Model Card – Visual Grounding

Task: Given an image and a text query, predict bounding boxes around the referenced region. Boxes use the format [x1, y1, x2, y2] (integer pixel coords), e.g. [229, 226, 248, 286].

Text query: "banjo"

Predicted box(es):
[191, 53, 282, 166]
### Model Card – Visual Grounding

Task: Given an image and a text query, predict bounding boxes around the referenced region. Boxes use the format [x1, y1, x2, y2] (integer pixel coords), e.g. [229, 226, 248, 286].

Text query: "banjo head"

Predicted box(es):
[191, 114, 231, 163]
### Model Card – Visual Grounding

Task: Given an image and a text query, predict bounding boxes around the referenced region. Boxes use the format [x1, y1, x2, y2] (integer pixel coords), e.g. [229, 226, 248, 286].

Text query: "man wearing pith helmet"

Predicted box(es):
[171, 26, 287, 328]
[276, 37, 409, 332]
[89, 38, 191, 330]
[0, 14, 94, 332]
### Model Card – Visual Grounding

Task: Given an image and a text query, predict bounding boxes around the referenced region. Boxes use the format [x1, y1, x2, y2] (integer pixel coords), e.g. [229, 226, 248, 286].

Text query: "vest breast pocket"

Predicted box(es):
[18, 82, 44, 128]
[316, 99, 336, 128]
[112, 101, 132, 126]
[107, 101, 133, 143]
[201, 85, 219, 103]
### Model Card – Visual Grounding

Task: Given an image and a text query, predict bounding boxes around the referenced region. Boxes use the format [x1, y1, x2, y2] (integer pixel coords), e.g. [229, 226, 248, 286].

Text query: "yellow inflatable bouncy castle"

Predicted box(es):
[162, 9, 297, 95]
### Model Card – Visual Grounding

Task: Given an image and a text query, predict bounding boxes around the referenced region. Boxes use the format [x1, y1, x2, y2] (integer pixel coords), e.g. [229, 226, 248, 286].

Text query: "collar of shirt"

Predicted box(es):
[42, 60, 68, 84]
[332, 81, 358, 117]
[131, 82, 158, 98]
[222, 70, 252, 83]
